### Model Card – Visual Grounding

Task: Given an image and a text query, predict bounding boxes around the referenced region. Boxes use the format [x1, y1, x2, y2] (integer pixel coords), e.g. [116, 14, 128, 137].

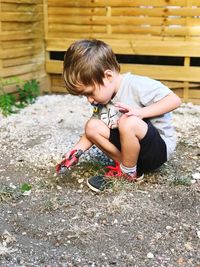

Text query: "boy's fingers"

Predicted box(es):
[115, 102, 129, 113]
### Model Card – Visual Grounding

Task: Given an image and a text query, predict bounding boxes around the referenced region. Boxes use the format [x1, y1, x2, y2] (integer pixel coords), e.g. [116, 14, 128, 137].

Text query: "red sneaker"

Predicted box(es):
[105, 161, 142, 182]
[87, 161, 144, 192]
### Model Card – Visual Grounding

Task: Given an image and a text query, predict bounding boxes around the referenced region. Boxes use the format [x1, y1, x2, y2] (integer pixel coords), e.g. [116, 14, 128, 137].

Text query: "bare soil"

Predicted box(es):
[0, 95, 199, 267]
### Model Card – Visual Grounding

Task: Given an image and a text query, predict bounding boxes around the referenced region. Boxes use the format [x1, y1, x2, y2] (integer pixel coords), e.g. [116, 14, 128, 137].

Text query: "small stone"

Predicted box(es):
[56, 185, 62, 190]
[47, 232, 52, 236]
[136, 234, 144, 240]
[78, 178, 84, 183]
[155, 232, 162, 239]
[184, 242, 193, 251]
[192, 173, 200, 180]
[147, 252, 154, 259]
[113, 219, 118, 224]
[197, 230, 200, 239]
[166, 226, 173, 230]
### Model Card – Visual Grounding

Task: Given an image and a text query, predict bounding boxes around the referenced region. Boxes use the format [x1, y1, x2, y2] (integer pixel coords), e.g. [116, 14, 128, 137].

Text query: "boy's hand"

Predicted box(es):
[115, 102, 143, 119]
[56, 149, 83, 174]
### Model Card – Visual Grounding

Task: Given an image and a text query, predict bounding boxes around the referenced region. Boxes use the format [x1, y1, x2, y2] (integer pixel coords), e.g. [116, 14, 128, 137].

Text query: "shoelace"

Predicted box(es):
[105, 161, 138, 182]
[105, 161, 123, 177]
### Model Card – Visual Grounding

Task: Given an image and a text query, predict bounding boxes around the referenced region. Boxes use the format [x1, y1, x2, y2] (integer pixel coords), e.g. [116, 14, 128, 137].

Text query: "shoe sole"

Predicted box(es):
[86, 179, 102, 193]
[136, 173, 144, 182]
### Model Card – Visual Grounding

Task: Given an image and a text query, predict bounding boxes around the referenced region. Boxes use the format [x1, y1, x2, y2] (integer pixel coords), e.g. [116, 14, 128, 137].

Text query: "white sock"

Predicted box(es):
[120, 164, 137, 175]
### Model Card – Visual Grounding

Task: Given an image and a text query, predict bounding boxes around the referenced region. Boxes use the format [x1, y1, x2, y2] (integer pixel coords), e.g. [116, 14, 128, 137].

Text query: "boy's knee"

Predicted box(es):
[118, 116, 141, 132]
[118, 116, 147, 139]
[85, 118, 100, 138]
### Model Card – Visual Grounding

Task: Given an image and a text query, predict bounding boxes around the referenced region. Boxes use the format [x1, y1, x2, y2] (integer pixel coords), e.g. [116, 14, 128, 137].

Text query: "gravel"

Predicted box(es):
[0, 94, 199, 267]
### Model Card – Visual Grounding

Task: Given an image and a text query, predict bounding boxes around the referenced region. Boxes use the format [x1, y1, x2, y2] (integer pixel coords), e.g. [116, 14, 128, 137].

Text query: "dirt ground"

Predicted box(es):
[0, 95, 200, 267]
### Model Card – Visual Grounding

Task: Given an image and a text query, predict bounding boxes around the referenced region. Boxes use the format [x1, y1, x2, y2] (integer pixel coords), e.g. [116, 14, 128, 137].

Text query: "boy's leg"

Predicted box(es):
[109, 119, 167, 174]
[118, 115, 148, 168]
[85, 117, 148, 192]
[86, 117, 167, 192]
[85, 116, 148, 168]
[85, 118, 122, 162]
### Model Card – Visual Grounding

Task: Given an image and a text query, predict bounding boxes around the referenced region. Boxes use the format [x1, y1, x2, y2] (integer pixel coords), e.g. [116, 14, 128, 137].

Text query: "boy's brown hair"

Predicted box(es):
[63, 39, 120, 95]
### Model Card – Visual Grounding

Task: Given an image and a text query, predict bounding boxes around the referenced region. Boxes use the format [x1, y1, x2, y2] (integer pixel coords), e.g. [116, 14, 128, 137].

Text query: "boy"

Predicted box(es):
[60, 39, 181, 192]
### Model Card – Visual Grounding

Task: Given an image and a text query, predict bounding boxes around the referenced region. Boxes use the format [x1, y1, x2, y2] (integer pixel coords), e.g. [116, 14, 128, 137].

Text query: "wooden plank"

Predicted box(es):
[128, 40, 200, 57]
[1, 3, 36, 12]
[0, 0, 47, 94]
[1, 0, 38, 4]
[2, 22, 38, 31]
[51, 74, 65, 86]
[46, 32, 187, 40]
[0, 1, 2, 73]
[48, 24, 106, 33]
[0, 43, 43, 59]
[187, 98, 200, 104]
[2, 40, 39, 48]
[163, 81, 200, 89]
[111, 25, 200, 36]
[1, 62, 44, 77]
[111, 7, 200, 17]
[48, 15, 200, 26]
[0, 12, 42, 22]
[189, 89, 200, 98]
[47, 0, 200, 8]
[2, 56, 32, 67]
[46, 32, 200, 41]
[45, 60, 200, 82]
[171, 88, 184, 98]
[121, 64, 200, 82]
[0, 30, 40, 41]
[46, 60, 61, 74]
[51, 86, 67, 93]
[48, 7, 106, 16]
[46, 37, 200, 57]
[43, 0, 48, 38]
[46, 38, 79, 51]
[46, 38, 133, 53]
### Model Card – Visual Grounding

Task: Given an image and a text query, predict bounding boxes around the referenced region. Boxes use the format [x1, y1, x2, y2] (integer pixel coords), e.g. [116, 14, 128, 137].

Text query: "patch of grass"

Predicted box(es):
[40, 196, 61, 213]
[106, 192, 132, 213]
[170, 176, 191, 186]
[77, 161, 105, 175]
[0, 185, 20, 202]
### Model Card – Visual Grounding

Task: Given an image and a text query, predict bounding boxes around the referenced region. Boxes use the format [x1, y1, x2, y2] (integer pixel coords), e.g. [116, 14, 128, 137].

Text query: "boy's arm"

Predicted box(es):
[65, 134, 93, 158]
[140, 92, 181, 119]
[115, 92, 181, 119]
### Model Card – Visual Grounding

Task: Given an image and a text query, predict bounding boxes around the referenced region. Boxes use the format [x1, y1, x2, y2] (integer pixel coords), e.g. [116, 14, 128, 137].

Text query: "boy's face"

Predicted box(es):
[78, 70, 120, 105]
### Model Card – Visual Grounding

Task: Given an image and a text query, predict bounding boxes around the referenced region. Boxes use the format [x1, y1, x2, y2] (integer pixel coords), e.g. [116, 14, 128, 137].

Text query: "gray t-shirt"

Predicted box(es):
[92, 72, 176, 160]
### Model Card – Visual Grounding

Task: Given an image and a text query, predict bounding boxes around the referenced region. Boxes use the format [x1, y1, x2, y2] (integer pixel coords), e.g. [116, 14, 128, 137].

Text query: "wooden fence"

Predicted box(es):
[45, 0, 200, 104]
[0, 0, 49, 95]
[1, 1, 200, 103]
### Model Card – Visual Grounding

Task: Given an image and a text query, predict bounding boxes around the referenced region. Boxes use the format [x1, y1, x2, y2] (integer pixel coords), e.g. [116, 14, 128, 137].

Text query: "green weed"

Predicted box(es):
[0, 93, 16, 116]
[17, 79, 40, 106]
[0, 77, 40, 116]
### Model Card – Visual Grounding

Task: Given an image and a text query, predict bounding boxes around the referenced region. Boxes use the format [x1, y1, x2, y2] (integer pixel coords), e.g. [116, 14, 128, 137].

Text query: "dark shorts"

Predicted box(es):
[109, 119, 167, 174]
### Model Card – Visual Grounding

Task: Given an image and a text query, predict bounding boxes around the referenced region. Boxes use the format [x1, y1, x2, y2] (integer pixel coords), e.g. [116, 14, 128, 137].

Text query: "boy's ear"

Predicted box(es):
[104, 69, 114, 82]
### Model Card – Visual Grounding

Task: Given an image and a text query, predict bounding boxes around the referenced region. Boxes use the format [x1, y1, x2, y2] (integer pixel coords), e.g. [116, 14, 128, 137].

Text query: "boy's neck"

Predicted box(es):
[112, 73, 123, 98]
